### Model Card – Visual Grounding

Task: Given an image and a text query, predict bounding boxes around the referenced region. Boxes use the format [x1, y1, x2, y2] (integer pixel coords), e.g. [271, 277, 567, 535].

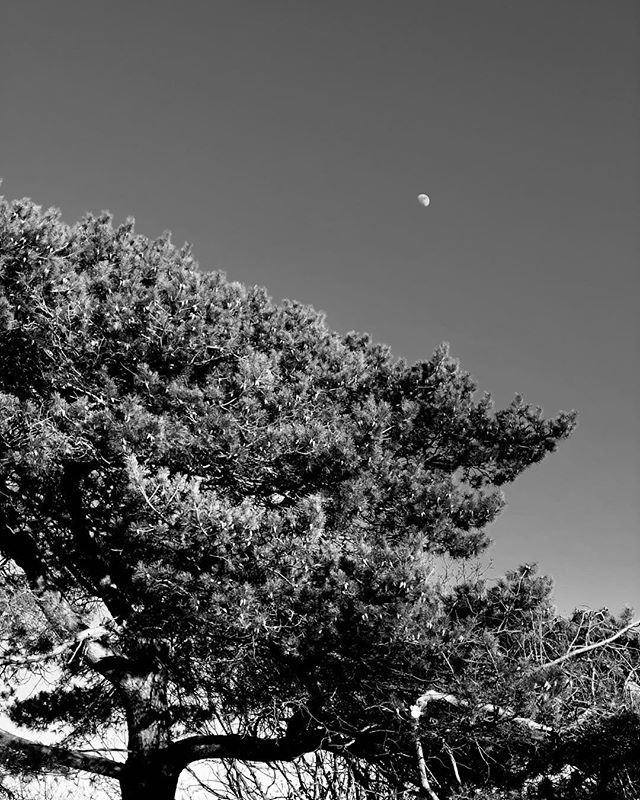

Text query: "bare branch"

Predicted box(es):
[442, 743, 462, 788]
[170, 732, 324, 767]
[411, 718, 440, 800]
[0, 727, 123, 779]
[536, 617, 640, 672]
[412, 690, 552, 737]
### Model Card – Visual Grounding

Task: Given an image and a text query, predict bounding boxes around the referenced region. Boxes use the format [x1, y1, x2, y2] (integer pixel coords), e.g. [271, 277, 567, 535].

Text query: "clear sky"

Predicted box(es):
[1, 1, 638, 614]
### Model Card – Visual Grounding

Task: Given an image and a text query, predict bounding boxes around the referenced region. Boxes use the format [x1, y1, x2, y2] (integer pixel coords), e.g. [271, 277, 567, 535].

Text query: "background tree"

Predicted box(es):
[1, 193, 632, 800]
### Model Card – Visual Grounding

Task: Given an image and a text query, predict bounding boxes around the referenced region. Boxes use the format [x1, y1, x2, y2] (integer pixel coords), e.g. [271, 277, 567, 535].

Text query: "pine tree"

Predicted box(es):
[4, 193, 626, 800]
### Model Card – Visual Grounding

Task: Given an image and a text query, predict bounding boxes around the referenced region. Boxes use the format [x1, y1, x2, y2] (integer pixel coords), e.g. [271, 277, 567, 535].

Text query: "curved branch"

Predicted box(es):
[0, 727, 123, 779]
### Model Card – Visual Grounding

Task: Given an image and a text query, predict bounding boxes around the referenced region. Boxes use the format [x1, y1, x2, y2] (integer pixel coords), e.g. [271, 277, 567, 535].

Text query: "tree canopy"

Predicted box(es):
[0, 195, 637, 800]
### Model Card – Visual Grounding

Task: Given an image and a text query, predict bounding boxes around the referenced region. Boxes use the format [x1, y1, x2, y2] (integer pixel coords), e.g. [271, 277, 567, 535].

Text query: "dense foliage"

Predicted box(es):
[0, 195, 637, 799]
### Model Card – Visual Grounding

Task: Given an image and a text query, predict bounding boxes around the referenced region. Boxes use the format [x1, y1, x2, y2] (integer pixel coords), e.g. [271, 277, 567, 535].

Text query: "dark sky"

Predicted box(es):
[2, 1, 638, 614]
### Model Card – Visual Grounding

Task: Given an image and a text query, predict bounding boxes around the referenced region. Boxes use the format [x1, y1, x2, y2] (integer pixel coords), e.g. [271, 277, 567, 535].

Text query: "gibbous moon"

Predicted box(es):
[417, 194, 430, 207]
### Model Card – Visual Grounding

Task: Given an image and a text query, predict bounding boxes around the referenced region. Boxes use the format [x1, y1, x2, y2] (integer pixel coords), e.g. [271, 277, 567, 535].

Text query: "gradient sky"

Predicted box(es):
[1, 1, 638, 614]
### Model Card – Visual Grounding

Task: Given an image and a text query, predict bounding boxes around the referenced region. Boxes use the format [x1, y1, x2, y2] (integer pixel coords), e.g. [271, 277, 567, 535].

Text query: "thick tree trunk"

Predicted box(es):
[120, 668, 180, 799]
[119, 755, 182, 800]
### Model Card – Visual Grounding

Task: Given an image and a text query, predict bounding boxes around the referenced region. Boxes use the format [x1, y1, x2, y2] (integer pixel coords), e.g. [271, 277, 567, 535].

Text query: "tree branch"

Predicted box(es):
[0, 727, 123, 779]
[0, 626, 111, 666]
[170, 731, 324, 767]
[536, 617, 640, 672]
[411, 718, 440, 800]
[412, 690, 552, 737]
[2, 564, 134, 686]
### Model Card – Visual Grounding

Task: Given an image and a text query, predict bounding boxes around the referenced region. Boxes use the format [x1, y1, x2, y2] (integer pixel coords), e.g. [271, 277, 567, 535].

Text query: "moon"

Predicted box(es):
[417, 194, 430, 207]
